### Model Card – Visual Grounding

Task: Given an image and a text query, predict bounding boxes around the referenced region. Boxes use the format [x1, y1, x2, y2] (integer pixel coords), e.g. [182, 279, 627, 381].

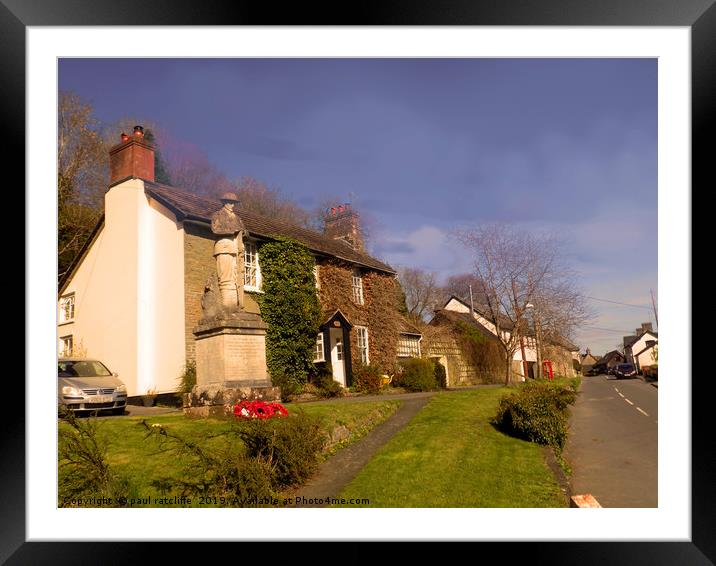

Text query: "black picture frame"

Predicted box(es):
[8, 1, 706, 563]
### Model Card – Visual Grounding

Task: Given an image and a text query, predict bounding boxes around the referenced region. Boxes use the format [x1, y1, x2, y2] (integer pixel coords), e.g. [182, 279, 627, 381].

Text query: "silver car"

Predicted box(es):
[58, 358, 128, 415]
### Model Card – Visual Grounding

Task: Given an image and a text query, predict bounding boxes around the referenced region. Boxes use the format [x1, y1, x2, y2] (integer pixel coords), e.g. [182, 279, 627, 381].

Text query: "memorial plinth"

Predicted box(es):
[184, 312, 280, 417]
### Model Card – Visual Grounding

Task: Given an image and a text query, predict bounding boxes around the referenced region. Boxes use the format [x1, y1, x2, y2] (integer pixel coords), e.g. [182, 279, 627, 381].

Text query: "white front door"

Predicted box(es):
[329, 328, 346, 386]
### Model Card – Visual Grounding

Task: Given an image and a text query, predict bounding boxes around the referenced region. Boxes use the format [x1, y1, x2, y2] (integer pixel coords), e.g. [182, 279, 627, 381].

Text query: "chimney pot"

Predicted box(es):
[109, 127, 155, 184]
[323, 200, 363, 250]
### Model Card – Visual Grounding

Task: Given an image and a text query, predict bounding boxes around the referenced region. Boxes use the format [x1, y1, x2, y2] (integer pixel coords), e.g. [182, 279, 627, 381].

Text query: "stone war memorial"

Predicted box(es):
[184, 192, 280, 416]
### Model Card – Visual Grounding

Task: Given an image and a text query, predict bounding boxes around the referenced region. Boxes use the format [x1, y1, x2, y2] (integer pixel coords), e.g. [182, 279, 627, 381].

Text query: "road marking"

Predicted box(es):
[614, 387, 620, 392]
[625, 399, 634, 405]
[636, 407, 649, 416]
[618, 392, 625, 398]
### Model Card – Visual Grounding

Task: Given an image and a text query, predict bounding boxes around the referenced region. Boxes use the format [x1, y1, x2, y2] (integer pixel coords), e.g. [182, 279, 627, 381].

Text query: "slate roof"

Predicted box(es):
[623, 330, 658, 349]
[398, 317, 423, 335]
[594, 350, 625, 366]
[145, 181, 395, 274]
[429, 309, 502, 343]
[545, 334, 580, 352]
[443, 295, 516, 331]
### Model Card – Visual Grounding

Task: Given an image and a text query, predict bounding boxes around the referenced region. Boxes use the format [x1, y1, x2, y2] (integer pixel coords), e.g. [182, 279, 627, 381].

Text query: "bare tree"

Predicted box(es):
[58, 92, 108, 280]
[397, 267, 441, 325]
[527, 272, 592, 378]
[455, 224, 588, 385]
[234, 177, 313, 228]
[441, 272, 489, 307]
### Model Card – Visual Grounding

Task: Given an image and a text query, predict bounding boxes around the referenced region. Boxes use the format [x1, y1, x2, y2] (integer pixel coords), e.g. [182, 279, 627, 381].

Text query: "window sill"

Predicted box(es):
[58, 320, 75, 327]
[245, 287, 264, 294]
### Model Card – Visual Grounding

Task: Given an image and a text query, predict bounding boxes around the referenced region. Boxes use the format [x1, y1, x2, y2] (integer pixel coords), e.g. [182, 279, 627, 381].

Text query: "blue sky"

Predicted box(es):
[59, 58, 658, 355]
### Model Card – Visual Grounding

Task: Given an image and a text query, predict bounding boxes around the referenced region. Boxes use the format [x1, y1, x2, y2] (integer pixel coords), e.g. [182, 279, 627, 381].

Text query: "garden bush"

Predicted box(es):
[58, 410, 130, 506]
[177, 360, 197, 394]
[395, 358, 439, 392]
[310, 362, 344, 398]
[238, 412, 327, 488]
[271, 373, 304, 401]
[141, 420, 277, 506]
[352, 363, 383, 394]
[492, 381, 577, 453]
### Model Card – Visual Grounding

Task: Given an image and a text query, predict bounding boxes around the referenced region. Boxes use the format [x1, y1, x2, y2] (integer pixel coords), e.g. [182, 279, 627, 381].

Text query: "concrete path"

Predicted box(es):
[565, 373, 658, 507]
[285, 393, 435, 507]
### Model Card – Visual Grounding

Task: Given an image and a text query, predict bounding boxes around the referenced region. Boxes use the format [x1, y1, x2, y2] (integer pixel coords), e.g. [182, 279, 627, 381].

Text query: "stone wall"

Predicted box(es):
[543, 344, 577, 378]
[421, 325, 480, 386]
[422, 321, 506, 385]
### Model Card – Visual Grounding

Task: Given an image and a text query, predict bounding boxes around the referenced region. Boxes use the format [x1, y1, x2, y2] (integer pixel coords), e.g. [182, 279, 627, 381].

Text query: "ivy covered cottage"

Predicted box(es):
[58, 128, 421, 399]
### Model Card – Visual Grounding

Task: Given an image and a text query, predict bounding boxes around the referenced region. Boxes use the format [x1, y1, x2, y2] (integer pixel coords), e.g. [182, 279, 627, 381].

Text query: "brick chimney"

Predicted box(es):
[323, 203, 363, 250]
[641, 322, 653, 333]
[109, 125, 155, 184]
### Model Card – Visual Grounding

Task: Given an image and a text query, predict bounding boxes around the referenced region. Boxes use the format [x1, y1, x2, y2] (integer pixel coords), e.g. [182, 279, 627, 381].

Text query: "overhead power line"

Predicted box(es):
[583, 325, 641, 334]
[583, 295, 652, 310]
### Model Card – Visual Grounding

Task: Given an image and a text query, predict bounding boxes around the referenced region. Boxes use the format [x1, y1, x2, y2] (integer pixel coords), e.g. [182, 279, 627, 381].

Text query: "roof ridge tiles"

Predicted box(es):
[144, 181, 395, 274]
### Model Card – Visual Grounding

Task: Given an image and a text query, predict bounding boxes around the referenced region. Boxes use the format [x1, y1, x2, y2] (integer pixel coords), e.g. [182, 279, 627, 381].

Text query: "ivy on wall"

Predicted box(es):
[318, 260, 400, 375]
[256, 237, 322, 395]
[454, 320, 504, 381]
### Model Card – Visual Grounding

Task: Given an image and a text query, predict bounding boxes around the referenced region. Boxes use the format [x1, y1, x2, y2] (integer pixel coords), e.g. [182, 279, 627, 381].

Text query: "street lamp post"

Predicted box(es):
[526, 303, 542, 379]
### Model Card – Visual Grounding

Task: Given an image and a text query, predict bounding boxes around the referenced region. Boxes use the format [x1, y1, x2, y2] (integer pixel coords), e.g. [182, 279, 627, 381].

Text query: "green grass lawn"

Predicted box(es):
[332, 388, 566, 508]
[59, 399, 400, 507]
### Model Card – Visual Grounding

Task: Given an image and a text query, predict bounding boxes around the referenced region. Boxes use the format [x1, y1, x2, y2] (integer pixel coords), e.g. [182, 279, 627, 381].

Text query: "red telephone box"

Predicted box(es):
[543, 359, 554, 381]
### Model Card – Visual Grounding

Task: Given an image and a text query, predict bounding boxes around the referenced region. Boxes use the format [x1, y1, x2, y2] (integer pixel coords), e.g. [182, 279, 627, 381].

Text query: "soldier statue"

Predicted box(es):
[210, 192, 246, 311]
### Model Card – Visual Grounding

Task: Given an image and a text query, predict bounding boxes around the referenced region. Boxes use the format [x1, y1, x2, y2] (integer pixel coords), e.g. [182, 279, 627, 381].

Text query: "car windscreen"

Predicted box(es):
[58, 360, 112, 378]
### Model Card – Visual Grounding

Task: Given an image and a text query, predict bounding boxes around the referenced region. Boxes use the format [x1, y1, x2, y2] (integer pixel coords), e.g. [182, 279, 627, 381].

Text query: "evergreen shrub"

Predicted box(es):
[396, 358, 439, 392]
[311, 363, 344, 398]
[256, 237, 322, 400]
[492, 381, 578, 453]
[238, 412, 327, 487]
[352, 363, 383, 394]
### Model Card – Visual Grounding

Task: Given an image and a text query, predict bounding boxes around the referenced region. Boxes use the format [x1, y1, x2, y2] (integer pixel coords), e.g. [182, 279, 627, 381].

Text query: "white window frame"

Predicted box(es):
[313, 262, 320, 290]
[59, 293, 75, 324]
[397, 334, 422, 358]
[243, 241, 262, 292]
[356, 326, 369, 365]
[59, 335, 73, 357]
[352, 269, 364, 305]
[314, 333, 325, 362]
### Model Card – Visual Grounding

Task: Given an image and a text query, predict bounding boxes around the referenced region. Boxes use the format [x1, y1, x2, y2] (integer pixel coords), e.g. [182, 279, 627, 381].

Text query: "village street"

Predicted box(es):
[566, 374, 658, 507]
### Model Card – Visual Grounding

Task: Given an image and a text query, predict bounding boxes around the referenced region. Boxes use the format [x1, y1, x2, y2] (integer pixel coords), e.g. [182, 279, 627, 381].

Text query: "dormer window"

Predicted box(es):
[352, 269, 364, 305]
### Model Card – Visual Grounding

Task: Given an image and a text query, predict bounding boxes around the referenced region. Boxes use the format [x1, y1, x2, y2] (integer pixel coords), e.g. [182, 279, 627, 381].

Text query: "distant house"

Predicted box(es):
[426, 296, 578, 384]
[424, 306, 504, 386]
[592, 350, 626, 374]
[542, 335, 580, 379]
[623, 322, 658, 373]
[57, 127, 421, 396]
[580, 349, 600, 374]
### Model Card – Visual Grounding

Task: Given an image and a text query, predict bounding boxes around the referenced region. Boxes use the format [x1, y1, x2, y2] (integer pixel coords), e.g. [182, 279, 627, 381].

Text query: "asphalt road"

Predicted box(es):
[565, 374, 658, 507]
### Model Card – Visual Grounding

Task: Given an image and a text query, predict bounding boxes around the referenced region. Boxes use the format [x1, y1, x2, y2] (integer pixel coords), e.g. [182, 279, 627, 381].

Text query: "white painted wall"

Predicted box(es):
[137, 197, 186, 395]
[635, 343, 658, 371]
[58, 179, 186, 396]
[443, 298, 536, 367]
[627, 332, 658, 365]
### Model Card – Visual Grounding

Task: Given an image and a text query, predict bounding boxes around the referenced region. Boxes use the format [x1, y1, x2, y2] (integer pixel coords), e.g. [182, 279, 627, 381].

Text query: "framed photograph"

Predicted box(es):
[9, 0, 707, 563]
